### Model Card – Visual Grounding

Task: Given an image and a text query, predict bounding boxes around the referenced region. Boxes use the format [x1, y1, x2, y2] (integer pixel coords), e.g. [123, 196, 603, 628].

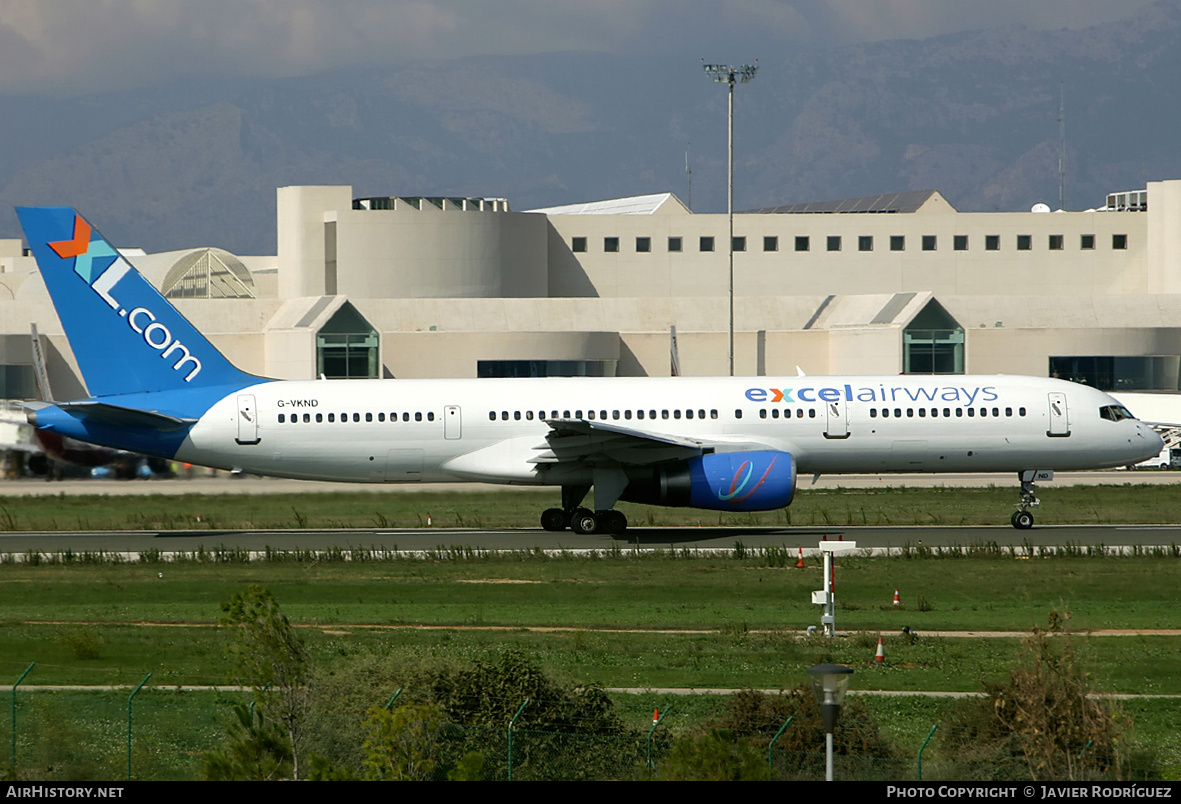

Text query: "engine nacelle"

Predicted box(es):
[620, 450, 796, 512]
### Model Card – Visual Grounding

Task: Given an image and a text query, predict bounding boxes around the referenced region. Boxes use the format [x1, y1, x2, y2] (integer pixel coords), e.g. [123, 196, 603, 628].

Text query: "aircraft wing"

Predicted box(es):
[532, 418, 721, 465]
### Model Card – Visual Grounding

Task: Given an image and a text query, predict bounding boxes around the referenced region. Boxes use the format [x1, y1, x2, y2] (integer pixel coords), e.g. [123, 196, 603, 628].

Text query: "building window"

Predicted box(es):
[890, 236, 905, 251]
[827, 235, 841, 252]
[636, 237, 651, 253]
[903, 300, 964, 375]
[922, 235, 936, 251]
[792, 236, 808, 252]
[1017, 235, 1032, 251]
[316, 303, 378, 379]
[700, 236, 715, 252]
[985, 235, 1000, 251]
[477, 360, 617, 378]
[764, 236, 779, 252]
[668, 236, 683, 252]
[1081, 234, 1095, 250]
[604, 237, 619, 253]
[858, 235, 873, 252]
[954, 235, 968, 251]
[572, 237, 587, 253]
[1112, 234, 1128, 250]
[732, 236, 746, 252]
[1048, 234, 1064, 250]
[1049, 355, 1181, 392]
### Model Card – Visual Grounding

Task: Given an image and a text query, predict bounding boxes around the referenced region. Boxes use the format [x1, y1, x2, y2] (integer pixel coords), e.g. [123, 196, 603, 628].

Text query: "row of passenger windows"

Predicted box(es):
[490, 409, 720, 422]
[278, 411, 435, 424]
[869, 406, 1027, 419]
[573, 234, 1127, 254]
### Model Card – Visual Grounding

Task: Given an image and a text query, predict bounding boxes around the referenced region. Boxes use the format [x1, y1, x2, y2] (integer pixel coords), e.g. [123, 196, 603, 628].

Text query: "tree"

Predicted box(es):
[944, 627, 1134, 781]
[361, 703, 446, 781]
[661, 728, 767, 781]
[202, 702, 293, 781]
[219, 585, 311, 780]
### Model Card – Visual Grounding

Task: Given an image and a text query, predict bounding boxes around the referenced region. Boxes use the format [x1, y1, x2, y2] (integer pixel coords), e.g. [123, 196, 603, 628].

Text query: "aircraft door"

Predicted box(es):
[824, 399, 849, 439]
[444, 405, 462, 439]
[1047, 392, 1070, 437]
[235, 394, 260, 445]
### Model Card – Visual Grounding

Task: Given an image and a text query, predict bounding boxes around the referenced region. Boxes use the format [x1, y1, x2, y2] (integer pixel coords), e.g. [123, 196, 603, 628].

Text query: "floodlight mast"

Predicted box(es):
[703, 62, 758, 376]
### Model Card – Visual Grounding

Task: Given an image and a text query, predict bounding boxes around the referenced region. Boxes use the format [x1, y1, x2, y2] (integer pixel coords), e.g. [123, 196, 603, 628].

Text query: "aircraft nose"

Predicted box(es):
[1140, 423, 1165, 452]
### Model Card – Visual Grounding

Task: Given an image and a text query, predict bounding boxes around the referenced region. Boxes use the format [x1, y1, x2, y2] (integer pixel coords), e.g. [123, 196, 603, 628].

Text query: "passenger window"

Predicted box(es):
[278, 414, 285, 423]
[760, 409, 767, 419]
[734, 410, 742, 419]
[366, 412, 373, 422]
[415, 412, 422, 422]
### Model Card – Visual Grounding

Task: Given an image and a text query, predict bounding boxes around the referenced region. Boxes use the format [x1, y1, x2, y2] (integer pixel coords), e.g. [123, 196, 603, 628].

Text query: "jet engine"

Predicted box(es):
[620, 450, 796, 512]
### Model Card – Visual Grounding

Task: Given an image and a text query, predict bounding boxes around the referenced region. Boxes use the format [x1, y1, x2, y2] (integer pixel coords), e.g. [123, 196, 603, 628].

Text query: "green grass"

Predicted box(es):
[1, 482, 1181, 531]
[2, 549, 1179, 780]
[1, 555, 1179, 694]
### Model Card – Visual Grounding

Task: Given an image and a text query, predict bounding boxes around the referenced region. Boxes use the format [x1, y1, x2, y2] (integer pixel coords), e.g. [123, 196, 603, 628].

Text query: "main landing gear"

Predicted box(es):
[1010, 471, 1042, 530]
[540, 506, 628, 535]
[540, 483, 628, 535]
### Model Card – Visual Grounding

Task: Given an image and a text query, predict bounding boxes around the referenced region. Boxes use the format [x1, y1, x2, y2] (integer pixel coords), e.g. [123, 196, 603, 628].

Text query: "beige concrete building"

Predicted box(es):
[2, 181, 1181, 399]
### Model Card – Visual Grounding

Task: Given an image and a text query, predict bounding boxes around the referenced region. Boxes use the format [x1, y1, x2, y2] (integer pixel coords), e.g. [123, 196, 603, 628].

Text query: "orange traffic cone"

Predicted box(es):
[893, 589, 900, 607]
[875, 636, 885, 664]
[795, 547, 806, 568]
[653, 708, 660, 724]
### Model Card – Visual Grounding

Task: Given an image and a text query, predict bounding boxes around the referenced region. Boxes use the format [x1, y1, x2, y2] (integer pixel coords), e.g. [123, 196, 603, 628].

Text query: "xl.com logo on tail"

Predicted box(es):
[48, 215, 203, 382]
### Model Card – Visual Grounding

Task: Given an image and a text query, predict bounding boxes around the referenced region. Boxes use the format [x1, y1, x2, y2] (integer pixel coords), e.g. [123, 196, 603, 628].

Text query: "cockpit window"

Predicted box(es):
[1099, 405, 1135, 422]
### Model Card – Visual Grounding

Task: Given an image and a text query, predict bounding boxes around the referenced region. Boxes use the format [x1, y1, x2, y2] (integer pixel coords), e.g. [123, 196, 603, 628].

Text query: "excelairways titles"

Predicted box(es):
[745, 384, 1000, 405]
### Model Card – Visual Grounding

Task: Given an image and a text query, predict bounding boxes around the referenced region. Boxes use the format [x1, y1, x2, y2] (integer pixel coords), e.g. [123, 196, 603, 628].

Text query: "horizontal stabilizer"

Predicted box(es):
[24, 400, 197, 432]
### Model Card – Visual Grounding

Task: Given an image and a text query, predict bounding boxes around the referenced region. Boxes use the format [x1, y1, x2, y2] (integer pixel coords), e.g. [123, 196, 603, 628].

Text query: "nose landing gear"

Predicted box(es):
[1011, 470, 1049, 529]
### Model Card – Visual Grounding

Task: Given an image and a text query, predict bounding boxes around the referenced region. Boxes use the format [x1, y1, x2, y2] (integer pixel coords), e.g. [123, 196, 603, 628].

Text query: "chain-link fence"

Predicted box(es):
[1, 689, 1168, 781]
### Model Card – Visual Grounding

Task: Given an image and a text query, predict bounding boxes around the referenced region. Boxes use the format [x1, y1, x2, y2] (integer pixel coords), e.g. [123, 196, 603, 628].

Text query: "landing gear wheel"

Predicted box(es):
[1012, 510, 1034, 530]
[570, 508, 599, 534]
[541, 508, 568, 532]
[600, 510, 628, 535]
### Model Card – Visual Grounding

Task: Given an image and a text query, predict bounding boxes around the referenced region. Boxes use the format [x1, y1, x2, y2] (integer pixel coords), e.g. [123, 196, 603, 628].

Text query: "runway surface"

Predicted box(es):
[1, 470, 1177, 553]
[1, 523, 1179, 554]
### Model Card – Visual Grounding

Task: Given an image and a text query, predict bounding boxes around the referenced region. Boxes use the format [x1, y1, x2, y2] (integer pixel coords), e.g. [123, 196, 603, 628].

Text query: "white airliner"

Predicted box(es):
[16, 207, 1164, 533]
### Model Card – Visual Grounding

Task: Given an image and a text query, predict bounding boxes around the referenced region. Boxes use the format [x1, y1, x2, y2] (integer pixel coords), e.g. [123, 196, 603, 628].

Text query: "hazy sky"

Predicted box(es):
[0, 0, 1164, 96]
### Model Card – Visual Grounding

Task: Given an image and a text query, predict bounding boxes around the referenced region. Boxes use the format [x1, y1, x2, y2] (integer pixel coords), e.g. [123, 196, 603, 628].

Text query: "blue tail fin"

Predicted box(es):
[17, 206, 261, 398]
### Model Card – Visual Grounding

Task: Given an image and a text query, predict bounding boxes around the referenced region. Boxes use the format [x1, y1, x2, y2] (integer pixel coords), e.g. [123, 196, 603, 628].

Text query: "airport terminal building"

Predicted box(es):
[2, 180, 1181, 400]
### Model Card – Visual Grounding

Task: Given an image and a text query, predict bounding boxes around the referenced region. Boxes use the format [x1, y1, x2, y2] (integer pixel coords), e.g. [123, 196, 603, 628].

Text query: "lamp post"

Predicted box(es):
[807, 663, 854, 782]
[703, 62, 758, 376]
